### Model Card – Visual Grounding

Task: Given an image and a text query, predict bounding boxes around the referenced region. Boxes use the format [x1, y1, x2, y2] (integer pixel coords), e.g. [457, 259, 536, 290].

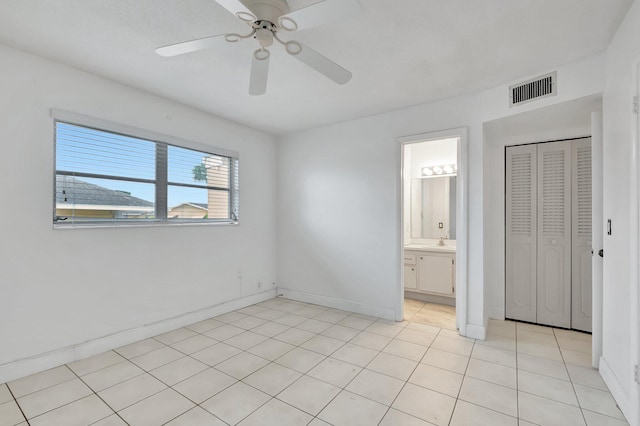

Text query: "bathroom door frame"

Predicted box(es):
[398, 127, 468, 336]
[632, 61, 640, 425]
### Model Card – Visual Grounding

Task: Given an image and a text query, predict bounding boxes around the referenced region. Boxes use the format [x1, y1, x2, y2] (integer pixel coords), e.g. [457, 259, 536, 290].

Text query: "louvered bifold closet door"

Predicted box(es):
[572, 139, 593, 332]
[537, 141, 572, 328]
[506, 145, 538, 323]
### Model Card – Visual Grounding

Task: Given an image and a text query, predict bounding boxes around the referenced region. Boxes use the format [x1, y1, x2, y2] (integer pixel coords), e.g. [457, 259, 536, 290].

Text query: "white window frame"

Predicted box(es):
[52, 109, 239, 228]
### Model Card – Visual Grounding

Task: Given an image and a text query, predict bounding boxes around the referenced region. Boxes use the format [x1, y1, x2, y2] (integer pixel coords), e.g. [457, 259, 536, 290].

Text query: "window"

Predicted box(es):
[54, 117, 239, 227]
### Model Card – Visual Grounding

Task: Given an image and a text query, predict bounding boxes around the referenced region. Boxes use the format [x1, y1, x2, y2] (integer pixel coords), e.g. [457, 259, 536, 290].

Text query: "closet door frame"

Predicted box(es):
[505, 137, 593, 331]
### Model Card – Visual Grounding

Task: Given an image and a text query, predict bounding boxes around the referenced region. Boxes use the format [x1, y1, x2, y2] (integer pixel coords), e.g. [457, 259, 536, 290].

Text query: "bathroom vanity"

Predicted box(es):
[404, 244, 456, 298]
[405, 161, 457, 302]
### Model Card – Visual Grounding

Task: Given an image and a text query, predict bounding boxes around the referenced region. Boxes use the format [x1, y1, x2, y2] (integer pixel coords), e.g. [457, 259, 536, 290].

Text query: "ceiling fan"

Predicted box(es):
[156, 0, 361, 95]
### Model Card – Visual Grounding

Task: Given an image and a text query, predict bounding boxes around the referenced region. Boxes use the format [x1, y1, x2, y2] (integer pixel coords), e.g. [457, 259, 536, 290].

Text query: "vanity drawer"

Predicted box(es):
[403, 253, 416, 265]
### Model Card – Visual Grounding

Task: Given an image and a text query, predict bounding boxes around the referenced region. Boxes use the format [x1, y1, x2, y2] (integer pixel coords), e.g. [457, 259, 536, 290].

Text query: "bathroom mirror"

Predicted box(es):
[411, 176, 456, 239]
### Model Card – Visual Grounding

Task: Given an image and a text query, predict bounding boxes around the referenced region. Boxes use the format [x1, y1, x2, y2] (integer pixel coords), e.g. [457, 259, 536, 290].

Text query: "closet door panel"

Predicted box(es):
[572, 139, 593, 332]
[506, 145, 537, 323]
[537, 142, 572, 328]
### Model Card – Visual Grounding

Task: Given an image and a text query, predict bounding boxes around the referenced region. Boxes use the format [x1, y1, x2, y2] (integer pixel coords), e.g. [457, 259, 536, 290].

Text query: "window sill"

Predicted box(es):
[53, 220, 239, 230]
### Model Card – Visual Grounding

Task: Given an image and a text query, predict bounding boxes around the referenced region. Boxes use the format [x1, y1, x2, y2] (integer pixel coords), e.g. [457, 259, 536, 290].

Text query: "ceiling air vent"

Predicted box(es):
[509, 71, 556, 107]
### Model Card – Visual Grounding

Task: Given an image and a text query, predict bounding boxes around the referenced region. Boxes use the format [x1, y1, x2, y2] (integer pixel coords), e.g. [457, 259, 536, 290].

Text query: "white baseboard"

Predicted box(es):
[465, 322, 487, 340]
[0, 289, 276, 384]
[277, 288, 395, 321]
[599, 356, 634, 425]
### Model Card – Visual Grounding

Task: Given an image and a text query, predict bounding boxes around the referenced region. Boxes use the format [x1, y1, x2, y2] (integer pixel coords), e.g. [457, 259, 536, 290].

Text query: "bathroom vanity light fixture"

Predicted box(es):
[422, 164, 457, 178]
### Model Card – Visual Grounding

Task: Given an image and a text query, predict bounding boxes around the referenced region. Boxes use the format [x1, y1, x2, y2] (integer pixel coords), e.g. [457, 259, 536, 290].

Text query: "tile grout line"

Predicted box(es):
[79, 323, 257, 423]
[375, 325, 447, 425]
[169, 307, 329, 424]
[10, 365, 102, 425]
[446, 334, 477, 425]
[102, 302, 331, 425]
[4, 302, 336, 424]
[204, 303, 396, 425]
[233, 303, 432, 425]
[66, 366, 132, 426]
[456, 322, 525, 423]
[552, 328, 589, 426]
[374, 322, 439, 425]
[269, 312, 386, 424]
[6, 371, 78, 401]
[6, 301, 452, 424]
[3, 300, 465, 426]
[515, 322, 622, 424]
[14, 364, 127, 426]
[5, 382, 30, 426]
[171, 304, 363, 425]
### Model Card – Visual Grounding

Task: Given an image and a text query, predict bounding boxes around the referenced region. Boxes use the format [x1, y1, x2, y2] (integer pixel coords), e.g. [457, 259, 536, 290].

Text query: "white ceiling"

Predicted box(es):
[0, 0, 632, 135]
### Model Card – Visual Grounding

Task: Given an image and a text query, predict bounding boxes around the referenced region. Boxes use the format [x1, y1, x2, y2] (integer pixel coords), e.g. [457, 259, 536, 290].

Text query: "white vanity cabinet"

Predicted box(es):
[404, 249, 455, 297]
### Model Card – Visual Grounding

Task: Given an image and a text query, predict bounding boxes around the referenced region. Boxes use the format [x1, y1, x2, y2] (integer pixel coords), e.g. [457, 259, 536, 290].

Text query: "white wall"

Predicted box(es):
[409, 139, 458, 174]
[0, 45, 277, 377]
[600, 0, 640, 422]
[277, 53, 605, 330]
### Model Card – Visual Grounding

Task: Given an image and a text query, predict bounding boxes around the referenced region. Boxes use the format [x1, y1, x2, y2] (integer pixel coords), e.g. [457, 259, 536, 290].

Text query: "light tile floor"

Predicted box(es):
[0, 298, 629, 425]
[404, 298, 457, 330]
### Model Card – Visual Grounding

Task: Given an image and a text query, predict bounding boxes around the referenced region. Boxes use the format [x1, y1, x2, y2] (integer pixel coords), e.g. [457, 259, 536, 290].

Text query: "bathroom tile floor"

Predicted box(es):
[404, 298, 457, 330]
[0, 298, 628, 425]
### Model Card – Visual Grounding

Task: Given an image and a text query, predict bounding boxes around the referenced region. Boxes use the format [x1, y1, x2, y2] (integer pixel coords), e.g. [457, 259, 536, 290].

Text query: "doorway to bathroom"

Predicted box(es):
[399, 129, 468, 335]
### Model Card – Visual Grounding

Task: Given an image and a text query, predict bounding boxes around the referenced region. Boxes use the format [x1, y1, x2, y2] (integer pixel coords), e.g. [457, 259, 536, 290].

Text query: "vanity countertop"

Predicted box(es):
[404, 243, 456, 253]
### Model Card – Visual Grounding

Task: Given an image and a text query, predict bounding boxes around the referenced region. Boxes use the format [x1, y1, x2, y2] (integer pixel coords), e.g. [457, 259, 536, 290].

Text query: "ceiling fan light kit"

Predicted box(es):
[156, 0, 360, 96]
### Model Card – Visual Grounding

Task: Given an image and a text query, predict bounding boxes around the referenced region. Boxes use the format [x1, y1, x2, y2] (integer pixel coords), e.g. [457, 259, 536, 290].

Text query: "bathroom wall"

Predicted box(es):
[405, 138, 458, 243]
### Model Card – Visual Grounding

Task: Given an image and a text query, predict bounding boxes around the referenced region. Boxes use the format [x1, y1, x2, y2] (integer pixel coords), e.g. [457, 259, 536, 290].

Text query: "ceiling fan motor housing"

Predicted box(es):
[254, 22, 275, 47]
[243, 0, 290, 25]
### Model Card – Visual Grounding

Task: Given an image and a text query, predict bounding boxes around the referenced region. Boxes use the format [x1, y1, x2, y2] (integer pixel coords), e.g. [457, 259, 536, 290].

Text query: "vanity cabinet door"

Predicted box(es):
[417, 253, 454, 295]
[404, 265, 417, 290]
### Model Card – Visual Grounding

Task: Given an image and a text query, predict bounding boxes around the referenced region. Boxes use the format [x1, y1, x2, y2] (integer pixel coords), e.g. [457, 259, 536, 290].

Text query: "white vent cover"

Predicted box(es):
[509, 72, 557, 107]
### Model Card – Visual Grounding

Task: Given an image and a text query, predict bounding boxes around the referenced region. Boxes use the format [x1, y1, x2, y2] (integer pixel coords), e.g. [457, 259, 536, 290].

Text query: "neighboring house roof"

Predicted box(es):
[56, 175, 154, 209]
[169, 202, 208, 210]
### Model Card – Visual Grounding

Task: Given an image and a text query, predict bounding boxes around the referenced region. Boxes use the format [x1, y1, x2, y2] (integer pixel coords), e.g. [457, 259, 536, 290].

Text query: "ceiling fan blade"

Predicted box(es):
[281, 0, 362, 31]
[249, 50, 270, 95]
[290, 43, 352, 85]
[156, 34, 227, 57]
[214, 0, 256, 21]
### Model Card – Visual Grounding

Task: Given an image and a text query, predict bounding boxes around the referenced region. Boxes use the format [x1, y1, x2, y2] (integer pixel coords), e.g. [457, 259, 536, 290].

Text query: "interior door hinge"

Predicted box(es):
[633, 95, 639, 114]
[635, 364, 639, 383]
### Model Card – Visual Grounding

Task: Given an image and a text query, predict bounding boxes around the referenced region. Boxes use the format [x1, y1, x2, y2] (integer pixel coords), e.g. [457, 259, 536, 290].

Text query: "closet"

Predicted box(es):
[505, 138, 592, 332]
